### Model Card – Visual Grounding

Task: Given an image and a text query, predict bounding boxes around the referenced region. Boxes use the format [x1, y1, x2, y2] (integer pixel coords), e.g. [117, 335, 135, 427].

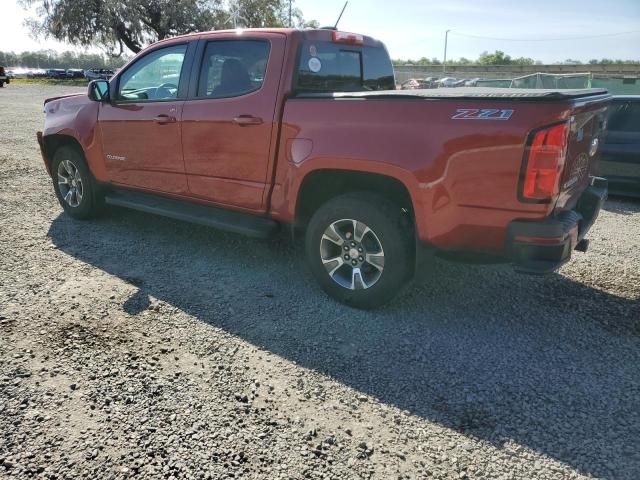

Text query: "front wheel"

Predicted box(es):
[51, 146, 103, 219]
[305, 193, 414, 309]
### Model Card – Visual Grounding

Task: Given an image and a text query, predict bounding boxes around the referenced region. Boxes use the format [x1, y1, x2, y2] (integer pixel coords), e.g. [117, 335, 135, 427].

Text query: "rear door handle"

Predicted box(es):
[232, 115, 263, 126]
[154, 114, 176, 125]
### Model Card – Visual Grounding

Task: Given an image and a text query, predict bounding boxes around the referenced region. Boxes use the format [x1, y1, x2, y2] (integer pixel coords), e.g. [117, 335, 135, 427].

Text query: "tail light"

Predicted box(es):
[332, 31, 364, 46]
[520, 122, 569, 202]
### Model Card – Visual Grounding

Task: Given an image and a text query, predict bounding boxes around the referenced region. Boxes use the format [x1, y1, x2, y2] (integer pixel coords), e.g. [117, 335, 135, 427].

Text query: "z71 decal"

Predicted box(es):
[452, 109, 514, 121]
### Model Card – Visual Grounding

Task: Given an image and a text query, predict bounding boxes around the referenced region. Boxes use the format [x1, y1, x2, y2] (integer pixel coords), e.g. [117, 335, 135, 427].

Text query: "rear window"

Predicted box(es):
[295, 41, 395, 93]
[608, 101, 640, 132]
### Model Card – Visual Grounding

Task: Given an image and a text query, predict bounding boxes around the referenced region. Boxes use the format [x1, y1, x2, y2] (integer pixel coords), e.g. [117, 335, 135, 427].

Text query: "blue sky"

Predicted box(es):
[1, 0, 639, 62]
[298, 0, 640, 61]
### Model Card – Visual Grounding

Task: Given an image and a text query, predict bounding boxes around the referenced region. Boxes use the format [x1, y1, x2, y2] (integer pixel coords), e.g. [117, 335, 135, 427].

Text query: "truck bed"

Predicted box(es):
[298, 87, 610, 101]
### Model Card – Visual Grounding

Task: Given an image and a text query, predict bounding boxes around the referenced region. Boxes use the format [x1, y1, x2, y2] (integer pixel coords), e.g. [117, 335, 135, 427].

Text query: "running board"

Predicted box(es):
[104, 189, 279, 239]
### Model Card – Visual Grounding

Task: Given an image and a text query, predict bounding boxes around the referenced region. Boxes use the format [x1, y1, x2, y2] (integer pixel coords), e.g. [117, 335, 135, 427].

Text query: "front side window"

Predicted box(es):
[118, 44, 187, 102]
[197, 40, 270, 98]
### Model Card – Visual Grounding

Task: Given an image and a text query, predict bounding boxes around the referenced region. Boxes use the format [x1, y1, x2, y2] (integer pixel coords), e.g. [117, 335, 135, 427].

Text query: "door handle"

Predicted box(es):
[154, 114, 176, 125]
[232, 115, 263, 126]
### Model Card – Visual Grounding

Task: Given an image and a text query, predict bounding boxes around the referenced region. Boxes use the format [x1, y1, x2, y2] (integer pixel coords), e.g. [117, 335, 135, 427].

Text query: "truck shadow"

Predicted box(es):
[47, 202, 640, 479]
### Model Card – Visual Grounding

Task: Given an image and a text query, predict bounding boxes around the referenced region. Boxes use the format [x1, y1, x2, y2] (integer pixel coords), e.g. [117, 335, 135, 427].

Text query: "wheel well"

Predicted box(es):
[42, 135, 83, 170]
[295, 170, 415, 232]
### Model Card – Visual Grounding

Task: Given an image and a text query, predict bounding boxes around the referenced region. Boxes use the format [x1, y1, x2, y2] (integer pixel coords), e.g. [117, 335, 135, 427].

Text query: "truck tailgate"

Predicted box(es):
[555, 97, 610, 210]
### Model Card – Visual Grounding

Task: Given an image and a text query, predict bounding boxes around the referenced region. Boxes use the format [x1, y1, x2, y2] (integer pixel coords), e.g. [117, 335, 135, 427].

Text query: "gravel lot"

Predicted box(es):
[1, 84, 639, 480]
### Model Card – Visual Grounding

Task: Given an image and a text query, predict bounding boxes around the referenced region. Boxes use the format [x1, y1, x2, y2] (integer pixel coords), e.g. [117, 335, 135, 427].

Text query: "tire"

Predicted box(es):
[51, 145, 103, 220]
[305, 193, 414, 309]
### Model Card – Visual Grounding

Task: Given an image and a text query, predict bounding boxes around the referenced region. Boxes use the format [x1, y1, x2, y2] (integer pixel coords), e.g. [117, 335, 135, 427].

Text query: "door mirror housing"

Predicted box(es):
[88, 80, 110, 102]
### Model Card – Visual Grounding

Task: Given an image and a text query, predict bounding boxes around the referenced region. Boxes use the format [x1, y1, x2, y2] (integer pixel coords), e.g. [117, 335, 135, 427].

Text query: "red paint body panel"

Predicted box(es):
[39, 28, 610, 257]
[181, 32, 287, 211]
[270, 97, 607, 252]
[98, 100, 188, 194]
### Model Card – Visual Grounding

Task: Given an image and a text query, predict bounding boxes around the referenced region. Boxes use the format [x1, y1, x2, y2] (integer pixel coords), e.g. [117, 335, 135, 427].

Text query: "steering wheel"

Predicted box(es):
[155, 83, 178, 99]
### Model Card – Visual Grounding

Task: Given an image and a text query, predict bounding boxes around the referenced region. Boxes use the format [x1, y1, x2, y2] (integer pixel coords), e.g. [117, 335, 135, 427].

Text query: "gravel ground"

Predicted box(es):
[1, 84, 639, 480]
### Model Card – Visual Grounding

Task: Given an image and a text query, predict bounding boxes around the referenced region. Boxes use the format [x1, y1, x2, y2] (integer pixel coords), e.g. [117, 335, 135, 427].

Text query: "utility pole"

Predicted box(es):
[443, 29, 450, 75]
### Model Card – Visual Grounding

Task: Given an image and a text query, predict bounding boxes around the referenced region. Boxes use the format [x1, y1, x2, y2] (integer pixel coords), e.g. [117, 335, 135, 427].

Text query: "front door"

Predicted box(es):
[99, 43, 191, 194]
[181, 34, 285, 212]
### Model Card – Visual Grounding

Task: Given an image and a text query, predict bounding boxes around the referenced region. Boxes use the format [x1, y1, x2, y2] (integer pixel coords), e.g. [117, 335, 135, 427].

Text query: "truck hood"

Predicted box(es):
[44, 92, 86, 106]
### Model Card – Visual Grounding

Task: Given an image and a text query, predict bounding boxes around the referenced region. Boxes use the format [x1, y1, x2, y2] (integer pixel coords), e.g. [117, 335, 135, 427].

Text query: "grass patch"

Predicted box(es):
[11, 78, 88, 87]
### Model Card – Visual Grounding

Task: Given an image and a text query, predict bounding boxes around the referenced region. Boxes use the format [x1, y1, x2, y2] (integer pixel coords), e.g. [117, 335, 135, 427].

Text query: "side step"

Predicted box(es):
[104, 189, 279, 239]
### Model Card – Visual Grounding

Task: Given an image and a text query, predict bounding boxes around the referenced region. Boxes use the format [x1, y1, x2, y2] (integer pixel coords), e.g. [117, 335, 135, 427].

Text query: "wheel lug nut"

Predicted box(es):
[350, 242, 356, 247]
[344, 245, 349, 251]
[351, 260, 357, 266]
[358, 256, 364, 262]
[358, 247, 363, 253]
[344, 254, 349, 260]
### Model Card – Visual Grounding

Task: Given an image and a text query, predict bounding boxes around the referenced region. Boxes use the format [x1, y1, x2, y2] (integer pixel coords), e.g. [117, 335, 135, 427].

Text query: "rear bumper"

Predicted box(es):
[507, 176, 608, 274]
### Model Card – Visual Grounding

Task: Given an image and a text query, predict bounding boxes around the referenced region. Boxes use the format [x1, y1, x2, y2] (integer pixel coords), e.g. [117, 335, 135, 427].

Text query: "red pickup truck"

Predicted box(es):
[37, 28, 609, 308]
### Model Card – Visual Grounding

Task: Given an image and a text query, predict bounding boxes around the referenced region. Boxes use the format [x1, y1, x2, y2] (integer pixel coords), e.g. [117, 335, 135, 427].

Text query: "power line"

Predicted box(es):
[449, 30, 640, 42]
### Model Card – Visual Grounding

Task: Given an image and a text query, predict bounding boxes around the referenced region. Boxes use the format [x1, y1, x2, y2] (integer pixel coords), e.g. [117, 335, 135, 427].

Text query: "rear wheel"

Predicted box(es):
[51, 146, 103, 219]
[305, 193, 414, 308]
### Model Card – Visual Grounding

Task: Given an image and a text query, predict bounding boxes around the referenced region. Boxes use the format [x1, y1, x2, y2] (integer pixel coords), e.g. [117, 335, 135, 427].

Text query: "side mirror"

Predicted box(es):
[88, 79, 110, 102]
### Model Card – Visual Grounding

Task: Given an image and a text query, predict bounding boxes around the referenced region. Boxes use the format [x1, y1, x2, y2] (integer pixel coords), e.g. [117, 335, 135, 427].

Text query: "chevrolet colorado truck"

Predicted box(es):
[37, 28, 609, 308]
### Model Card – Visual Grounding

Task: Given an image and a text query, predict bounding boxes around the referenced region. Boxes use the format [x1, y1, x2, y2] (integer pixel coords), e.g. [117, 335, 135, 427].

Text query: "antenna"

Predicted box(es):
[334, 1, 348, 29]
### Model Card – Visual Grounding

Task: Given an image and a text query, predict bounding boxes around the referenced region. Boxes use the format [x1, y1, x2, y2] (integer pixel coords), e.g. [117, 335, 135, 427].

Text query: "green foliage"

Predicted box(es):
[12, 77, 88, 86]
[0, 50, 128, 69]
[231, 0, 307, 28]
[18, 0, 314, 55]
[478, 50, 534, 66]
[393, 51, 639, 67]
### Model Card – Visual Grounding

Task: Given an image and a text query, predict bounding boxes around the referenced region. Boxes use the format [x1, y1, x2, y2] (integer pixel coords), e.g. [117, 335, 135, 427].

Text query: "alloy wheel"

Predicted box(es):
[57, 159, 84, 208]
[319, 219, 385, 290]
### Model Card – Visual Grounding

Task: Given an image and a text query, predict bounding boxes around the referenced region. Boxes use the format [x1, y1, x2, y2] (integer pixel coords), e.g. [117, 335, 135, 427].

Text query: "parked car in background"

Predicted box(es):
[400, 78, 436, 90]
[46, 69, 67, 79]
[85, 68, 114, 81]
[0, 66, 9, 87]
[436, 77, 458, 87]
[597, 95, 640, 197]
[27, 68, 47, 79]
[66, 69, 85, 79]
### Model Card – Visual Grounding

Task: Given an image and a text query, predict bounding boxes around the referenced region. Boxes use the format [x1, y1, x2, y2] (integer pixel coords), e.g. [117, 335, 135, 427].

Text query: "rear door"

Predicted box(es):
[99, 41, 195, 194]
[180, 33, 286, 212]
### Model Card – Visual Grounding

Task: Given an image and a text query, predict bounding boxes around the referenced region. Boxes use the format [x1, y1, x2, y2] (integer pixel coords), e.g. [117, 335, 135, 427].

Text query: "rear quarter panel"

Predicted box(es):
[272, 97, 580, 252]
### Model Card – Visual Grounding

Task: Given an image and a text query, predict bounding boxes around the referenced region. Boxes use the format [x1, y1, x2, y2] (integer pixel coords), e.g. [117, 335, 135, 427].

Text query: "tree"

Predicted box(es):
[478, 50, 511, 65]
[0, 49, 128, 69]
[19, 0, 313, 55]
[231, 0, 307, 28]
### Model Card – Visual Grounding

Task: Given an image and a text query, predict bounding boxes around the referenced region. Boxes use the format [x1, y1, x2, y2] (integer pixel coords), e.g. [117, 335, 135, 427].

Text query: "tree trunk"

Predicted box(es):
[115, 24, 142, 54]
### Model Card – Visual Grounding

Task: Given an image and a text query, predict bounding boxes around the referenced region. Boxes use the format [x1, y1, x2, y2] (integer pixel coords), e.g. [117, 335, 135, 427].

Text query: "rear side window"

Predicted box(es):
[295, 41, 395, 93]
[197, 40, 270, 98]
[608, 101, 640, 132]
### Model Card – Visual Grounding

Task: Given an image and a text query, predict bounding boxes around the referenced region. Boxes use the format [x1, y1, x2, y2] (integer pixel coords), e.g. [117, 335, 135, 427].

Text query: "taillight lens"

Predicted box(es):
[521, 122, 568, 201]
